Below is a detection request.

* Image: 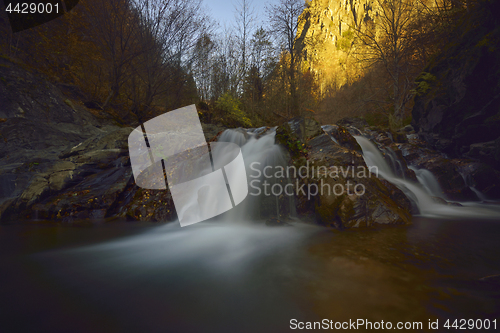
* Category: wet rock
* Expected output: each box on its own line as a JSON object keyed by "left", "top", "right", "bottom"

{"left": 117, "top": 187, "right": 176, "bottom": 222}
{"left": 395, "top": 142, "right": 477, "bottom": 201}
{"left": 321, "top": 125, "right": 362, "bottom": 152}
{"left": 275, "top": 123, "right": 308, "bottom": 160}
{"left": 314, "top": 173, "right": 412, "bottom": 229}
{"left": 375, "top": 133, "right": 392, "bottom": 146}
{"left": 72, "top": 149, "right": 128, "bottom": 166}
{"left": 431, "top": 196, "right": 463, "bottom": 207}
{"left": 305, "top": 135, "right": 411, "bottom": 228}
{"left": 415, "top": 156, "right": 474, "bottom": 201}
{"left": 456, "top": 161, "right": 500, "bottom": 199}
{"left": 274, "top": 120, "right": 412, "bottom": 228}
{"left": 381, "top": 145, "right": 418, "bottom": 182}
{"left": 287, "top": 116, "right": 323, "bottom": 142}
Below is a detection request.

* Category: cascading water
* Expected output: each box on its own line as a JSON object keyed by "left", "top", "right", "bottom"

{"left": 218, "top": 128, "right": 296, "bottom": 221}
{"left": 166, "top": 128, "right": 295, "bottom": 224}
{"left": 34, "top": 129, "right": 316, "bottom": 326}
{"left": 354, "top": 136, "right": 500, "bottom": 219}
{"left": 458, "top": 170, "right": 489, "bottom": 202}
{"left": 383, "top": 147, "right": 406, "bottom": 179}
{"left": 409, "top": 166, "right": 446, "bottom": 199}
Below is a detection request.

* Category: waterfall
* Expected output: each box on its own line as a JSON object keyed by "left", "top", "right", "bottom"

{"left": 409, "top": 166, "right": 446, "bottom": 199}
{"left": 354, "top": 136, "right": 500, "bottom": 219}
{"left": 208, "top": 128, "right": 295, "bottom": 222}
{"left": 458, "top": 170, "right": 489, "bottom": 202}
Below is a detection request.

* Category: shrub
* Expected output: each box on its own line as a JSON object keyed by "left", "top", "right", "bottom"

{"left": 215, "top": 93, "right": 252, "bottom": 128}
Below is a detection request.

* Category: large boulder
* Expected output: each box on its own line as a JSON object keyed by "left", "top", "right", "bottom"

{"left": 276, "top": 118, "right": 413, "bottom": 229}
{"left": 307, "top": 134, "right": 412, "bottom": 228}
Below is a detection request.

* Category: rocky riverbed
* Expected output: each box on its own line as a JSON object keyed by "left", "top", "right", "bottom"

{"left": 1, "top": 57, "right": 499, "bottom": 227}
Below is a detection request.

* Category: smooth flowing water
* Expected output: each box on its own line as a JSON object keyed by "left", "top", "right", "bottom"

{"left": 1, "top": 218, "right": 500, "bottom": 332}
{"left": 354, "top": 136, "right": 500, "bottom": 220}
{"left": 1, "top": 131, "right": 499, "bottom": 332}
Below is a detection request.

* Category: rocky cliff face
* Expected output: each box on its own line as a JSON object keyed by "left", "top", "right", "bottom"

{"left": 297, "top": 0, "right": 378, "bottom": 89}
{"left": 0, "top": 58, "right": 224, "bottom": 223}
{"left": 411, "top": 1, "right": 500, "bottom": 170}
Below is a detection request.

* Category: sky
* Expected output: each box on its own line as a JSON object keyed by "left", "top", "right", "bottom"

{"left": 203, "top": 0, "right": 271, "bottom": 32}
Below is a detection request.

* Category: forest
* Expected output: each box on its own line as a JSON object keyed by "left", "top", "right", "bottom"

{"left": 1, "top": 0, "right": 495, "bottom": 129}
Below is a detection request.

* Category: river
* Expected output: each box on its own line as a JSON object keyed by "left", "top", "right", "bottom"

{"left": 1, "top": 216, "right": 499, "bottom": 332}
{"left": 2, "top": 129, "right": 500, "bottom": 332}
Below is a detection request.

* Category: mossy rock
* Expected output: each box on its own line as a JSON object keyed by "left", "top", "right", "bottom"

{"left": 275, "top": 123, "right": 308, "bottom": 160}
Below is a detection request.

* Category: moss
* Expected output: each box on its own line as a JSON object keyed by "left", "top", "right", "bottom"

{"left": 413, "top": 72, "right": 437, "bottom": 97}
{"left": 275, "top": 123, "right": 308, "bottom": 160}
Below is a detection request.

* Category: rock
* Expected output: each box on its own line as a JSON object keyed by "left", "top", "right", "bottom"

{"left": 29, "top": 166, "right": 133, "bottom": 221}
{"left": 464, "top": 140, "right": 499, "bottom": 167}
{"left": 395, "top": 141, "right": 477, "bottom": 200}
{"left": 296, "top": 0, "right": 382, "bottom": 91}
{"left": 0, "top": 58, "right": 102, "bottom": 128}
{"left": 274, "top": 120, "right": 412, "bottom": 229}
{"left": 73, "top": 149, "right": 128, "bottom": 166}
{"left": 456, "top": 161, "right": 500, "bottom": 199}
{"left": 59, "top": 127, "right": 133, "bottom": 158}
{"left": 390, "top": 130, "right": 408, "bottom": 143}
{"left": 416, "top": 156, "right": 474, "bottom": 201}
{"left": 306, "top": 133, "right": 411, "bottom": 228}
{"left": 117, "top": 187, "right": 176, "bottom": 222}
{"left": 84, "top": 101, "right": 104, "bottom": 110}
{"left": 201, "top": 123, "right": 227, "bottom": 142}
{"left": 403, "top": 125, "right": 414, "bottom": 133}
{"left": 337, "top": 117, "right": 369, "bottom": 130}
{"left": 0, "top": 58, "right": 175, "bottom": 224}
{"left": 287, "top": 116, "right": 323, "bottom": 142}
{"left": 411, "top": 1, "right": 500, "bottom": 170}
{"left": 375, "top": 133, "right": 392, "bottom": 146}
{"left": 275, "top": 123, "right": 308, "bottom": 160}
{"left": 314, "top": 173, "right": 412, "bottom": 229}
{"left": 321, "top": 125, "right": 362, "bottom": 152}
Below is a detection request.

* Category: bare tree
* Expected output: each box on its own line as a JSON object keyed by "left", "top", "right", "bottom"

{"left": 353, "top": 0, "right": 420, "bottom": 125}
{"left": 192, "top": 32, "right": 216, "bottom": 101}
{"left": 82, "top": 0, "right": 143, "bottom": 109}
{"left": 129, "top": 0, "right": 210, "bottom": 120}
{"left": 266, "top": 0, "right": 306, "bottom": 117}
{"left": 210, "top": 31, "right": 241, "bottom": 100}
{"left": 233, "top": 0, "right": 256, "bottom": 90}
